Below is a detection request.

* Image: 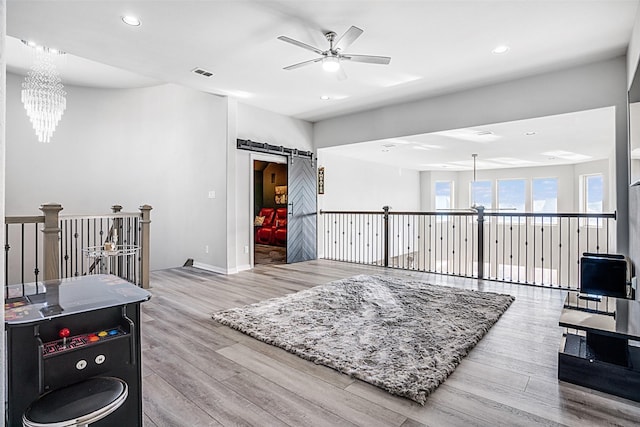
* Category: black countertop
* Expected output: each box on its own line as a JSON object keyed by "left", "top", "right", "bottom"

{"left": 5, "top": 275, "right": 151, "bottom": 326}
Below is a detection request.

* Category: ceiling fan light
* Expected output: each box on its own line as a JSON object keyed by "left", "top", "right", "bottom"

{"left": 322, "top": 56, "right": 340, "bottom": 72}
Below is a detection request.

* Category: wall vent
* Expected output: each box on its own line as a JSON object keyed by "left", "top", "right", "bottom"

{"left": 191, "top": 67, "right": 215, "bottom": 77}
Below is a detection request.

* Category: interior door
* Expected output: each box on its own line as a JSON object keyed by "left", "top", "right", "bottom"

{"left": 287, "top": 155, "right": 317, "bottom": 263}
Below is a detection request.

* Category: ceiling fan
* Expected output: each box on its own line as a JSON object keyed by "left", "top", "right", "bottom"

{"left": 277, "top": 26, "right": 391, "bottom": 80}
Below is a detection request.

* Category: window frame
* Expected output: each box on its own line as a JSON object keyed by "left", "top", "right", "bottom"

{"left": 531, "top": 177, "right": 559, "bottom": 214}
{"left": 469, "top": 180, "right": 493, "bottom": 209}
{"left": 581, "top": 173, "right": 604, "bottom": 213}
{"left": 434, "top": 180, "right": 454, "bottom": 211}
{"left": 497, "top": 178, "right": 527, "bottom": 213}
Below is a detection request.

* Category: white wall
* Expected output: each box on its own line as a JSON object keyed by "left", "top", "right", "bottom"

{"left": 6, "top": 72, "right": 229, "bottom": 271}
{"left": 316, "top": 151, "right": 420, "bottom": 260}
{"left": 314, "top": 57, "right": 630, "bottom": 253}
{"left": 238, "top": 102, "right": 313, "bottom": 151}
{"left": 628, "top": 4, "right": 640, "bottom": 90}
{"left": 317, "top": 151, "right": 420, "bottom": 212}
{"left": 233, "top": 102, "right": 313, "bottom": 269}
{"left": 0, "top": 0, "right": 6, "bottom": 419}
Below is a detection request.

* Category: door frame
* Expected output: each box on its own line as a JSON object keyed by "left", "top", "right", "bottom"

{"left": 249, "top": 152, "right": 287, "bottom": 268}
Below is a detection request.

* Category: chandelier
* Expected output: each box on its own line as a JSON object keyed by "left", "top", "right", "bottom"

{"left": 21, "top": 41, "right": 66, "bottom": 143}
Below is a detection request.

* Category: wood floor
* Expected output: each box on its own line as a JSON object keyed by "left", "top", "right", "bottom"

{"left": 254, "top": 244, "right": 287, "bottom": 265}
{"left": 141, "top": 260, "right": 640, "bottom": 426}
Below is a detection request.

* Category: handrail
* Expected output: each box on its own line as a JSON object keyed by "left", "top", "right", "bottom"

{"left": 59, "top": 212, "right": 141, "bottom": 221}
{"left": 321, "top": 209, "right": 616, "bottom": 218}
{"left": 320, "top": 208, "right": 617, "bottom": 289}
{"left": 5, "top": 216, "right": 45, "bottom": 224}
{"left": 4, "top": 203, "right": 151, "bottom": 290}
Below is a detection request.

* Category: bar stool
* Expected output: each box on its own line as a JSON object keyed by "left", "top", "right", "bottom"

{"left": 23, "top": 377, "right": 128, "bottom": 427}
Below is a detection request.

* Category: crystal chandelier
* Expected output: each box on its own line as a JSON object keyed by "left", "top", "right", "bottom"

{"left": 21, "top": 42, "right": 66, "bottom": 143}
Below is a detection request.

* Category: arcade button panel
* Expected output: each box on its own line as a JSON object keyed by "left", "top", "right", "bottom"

{"left": 40, "top": 322, "right": 133, "bottom": 392}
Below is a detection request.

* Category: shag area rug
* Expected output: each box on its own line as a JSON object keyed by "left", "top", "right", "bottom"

{"left": 212, "top": 274, "right": 514, "bottom": 404}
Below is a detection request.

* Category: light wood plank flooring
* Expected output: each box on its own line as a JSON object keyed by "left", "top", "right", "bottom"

{"left": 141, "top": 260, "right": 640, "bottom": 426}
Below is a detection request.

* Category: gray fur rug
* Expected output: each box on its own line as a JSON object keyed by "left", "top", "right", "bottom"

{"left": 212, "top": 274, "right": 514, "bottom": 404}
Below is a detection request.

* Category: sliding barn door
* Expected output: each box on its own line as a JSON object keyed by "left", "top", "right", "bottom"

{"left": 287, "top": 155, "right": 317, "bottom": 263}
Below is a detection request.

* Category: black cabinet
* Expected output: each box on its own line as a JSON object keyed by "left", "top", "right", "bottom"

{"left": 5, "top": 275, "right": 150, "bottom": 426}
{"left": 558, "top": 293, "right": 640, "bottom": 402}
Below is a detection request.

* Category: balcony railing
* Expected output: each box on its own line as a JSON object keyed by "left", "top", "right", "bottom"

{"left": 4, "top": 203, "right": 151, "bottom": 295}
{"left": 320, "top": 207, "right": 616, "bottom": 290}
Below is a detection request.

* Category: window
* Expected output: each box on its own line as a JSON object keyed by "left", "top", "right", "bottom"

{"left": 532, "top": 178, "right": 558, "bottom": 213}
{"left": 580, "top": 173, "right": 604, "bottom": 227}
{"left": 583, "top": 174, "right": 603, "bottom": 213}
{"left": 470, "top": 180, "right": 492, "bottom": 208}
{"left": 434, "top": 181, "right": 453, "bottom": 210}
{"left": 497, "top": 179, "right": 526, "bottom": 212}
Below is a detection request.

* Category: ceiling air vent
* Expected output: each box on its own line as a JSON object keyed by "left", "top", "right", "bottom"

{"left": 191, "top": 67, "right": 215, "bottom": 78}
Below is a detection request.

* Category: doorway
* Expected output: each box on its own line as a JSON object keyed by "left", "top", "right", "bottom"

{"left": 253, "top": 160, "right": 288, "bottom": 265}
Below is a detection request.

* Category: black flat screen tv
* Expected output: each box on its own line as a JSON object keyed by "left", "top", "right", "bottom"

{"left": 580, "top": 255, "right": 628, "bottom": 299}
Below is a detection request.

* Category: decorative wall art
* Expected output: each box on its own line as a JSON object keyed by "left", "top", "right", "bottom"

{"left": 318, "top": 167, "right": 325, "bottom": 194}
{"left": 275, "top": 186, "right": 288, "bottom": 204}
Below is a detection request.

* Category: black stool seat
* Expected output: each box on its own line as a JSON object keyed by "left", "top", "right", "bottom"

{"left": 23, "top": 377, "right": 128, "bottom": 427}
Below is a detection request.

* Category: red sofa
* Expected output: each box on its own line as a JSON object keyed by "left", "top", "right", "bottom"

{"left": 255, "top": 208, "right": 276, "bottom": 244}
{"left": 272, "top": 208, "right": 288, "bottom": 246}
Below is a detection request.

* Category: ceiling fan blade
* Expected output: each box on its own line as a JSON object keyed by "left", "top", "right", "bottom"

{"left": 336, "top": 66, "right": 348, "bottom": 81}
{"left": 277, "top": 36, "right": 324, "bottom": 55}
{"left": 283, "top": 57, "right": 323, "bottom": 70}
{"left": 334, "top": 26, "right": 363, "bottom": 51}
{"left": 342, "top": 54, "right": 391, "bottom": 65}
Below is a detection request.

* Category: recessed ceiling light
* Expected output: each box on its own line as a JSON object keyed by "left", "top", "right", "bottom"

{"left": 542, "top": 150, "right": 591, "bottom": 161}
{"left": 489, "top": 157, "right": 537, "bottom": 166}
{"left": 492, "top": 45, "right": 510, "bottom": 54}
{"left": 320, "top": 95, "right": 330, "bottom": 100}
{"left": 525, "top": 131, "right": 536, "bottom": 136}
{"left": 121, "top": 15, "right": 141, "bottom": 26}
{"left": 434, "top": 128, "right": 501, "bottom": 143}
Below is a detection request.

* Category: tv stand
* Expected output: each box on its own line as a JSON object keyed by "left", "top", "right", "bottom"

{"left": 558, "top": 293, "right": 640, "bottom": 402}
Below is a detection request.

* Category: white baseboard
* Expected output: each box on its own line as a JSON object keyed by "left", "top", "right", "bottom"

{"left": 192, "top": 261, "right": 228, "bottom": 275}
{"left": 192, "top": 261, "right": 252, "bottom": 275}
{"left": 236, "top": 264, "right": 252, "bottom": 273}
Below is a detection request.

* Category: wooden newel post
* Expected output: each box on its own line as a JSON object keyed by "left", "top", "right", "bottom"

{"left": 139, "top": 205, "right": 152, "bottom": 289}
{"left": 40, "top": 203, "right": 63, "bottom": 281}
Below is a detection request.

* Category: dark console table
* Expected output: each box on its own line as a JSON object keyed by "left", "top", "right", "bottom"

{"left": 5, "top": 275, "right": 151, "bottom": 426}
{"left": 558, "top": 293, "right": 640, "bottom": 402}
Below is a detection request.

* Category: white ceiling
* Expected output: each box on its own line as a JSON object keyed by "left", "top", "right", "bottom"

{"left": 321, "top": 107, "right": 616, "bottom": 171}
{"left": 5, "top": 0, "right": 637, "bottom": 170}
